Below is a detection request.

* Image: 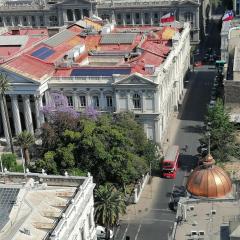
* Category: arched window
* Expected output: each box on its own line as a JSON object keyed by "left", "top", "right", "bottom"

{"left": 132, "top": 93, "right": 141, "bottom": 109}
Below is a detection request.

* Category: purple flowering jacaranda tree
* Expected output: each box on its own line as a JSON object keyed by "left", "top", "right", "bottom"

{"left": 41, "top": 92, "right": 80, "bottom": 119}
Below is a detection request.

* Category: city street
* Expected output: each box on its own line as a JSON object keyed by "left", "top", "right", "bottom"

{"left": 114, "top": 66, "right": 216, "bottom": 240}
{"left": 113, "top": 17, "right": 221, "bottom": 240}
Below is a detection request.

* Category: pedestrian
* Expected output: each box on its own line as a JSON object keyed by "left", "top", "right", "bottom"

{"left": 185, "top": 144, "right": 188, "bottom": 152}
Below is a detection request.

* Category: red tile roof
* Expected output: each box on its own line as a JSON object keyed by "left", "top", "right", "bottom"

{"left": 0, "top": 28, "right": 48, "bottom": 64}
{"left": 2, "top": 25, "right": 178, "bottom": 79}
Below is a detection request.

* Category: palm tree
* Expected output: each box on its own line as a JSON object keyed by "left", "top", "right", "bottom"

{"left": 95, "top": 184, "right": 126, "bottom": 239}
{"left": 0, "top": 73, "right": 14, "bottom": 153}
{"left": 16, "top": 131, "right": 35, "bottom": 166}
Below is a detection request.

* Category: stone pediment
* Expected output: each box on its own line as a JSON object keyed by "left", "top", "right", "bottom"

{"left": 113, "top": 74, "right": 158, "bottom": 86}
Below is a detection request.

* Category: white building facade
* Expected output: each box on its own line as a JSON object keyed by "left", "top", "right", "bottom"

{"left": 0, "top": 23, "right": 190, "bottom": 146}
{"left": 0, "top": 0, "right": 209, "bottom": 44}
{"left": 0, "top": 172, "right": 96, "bottom": 240}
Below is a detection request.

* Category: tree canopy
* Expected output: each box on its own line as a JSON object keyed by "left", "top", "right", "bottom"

{"left": 204, "top": 99, "right": 235, "bottom": 162}
{"left": 37, "top": 111, "right": 159, "bottom": 188}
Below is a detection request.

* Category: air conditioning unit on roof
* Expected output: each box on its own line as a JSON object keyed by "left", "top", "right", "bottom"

{"left": 191, "top": 230, "right": 198, "bottom": 236}
{"left": 211, "top": 209, "right": 216, "bottom": 215}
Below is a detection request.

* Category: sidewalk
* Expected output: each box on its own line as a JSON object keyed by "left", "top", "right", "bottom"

{"left": 120, "top": 72, "right": 195, "bottom": 221}
{"left": 120, "top": 176, "right": 161, "bottom": 221}
{"left": 120, "top": 113, "right": 181, "bottom": 221}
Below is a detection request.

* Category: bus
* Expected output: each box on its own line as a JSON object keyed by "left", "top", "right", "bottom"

{"left": 162, "top": 145, "right": 179, "bottom": 179}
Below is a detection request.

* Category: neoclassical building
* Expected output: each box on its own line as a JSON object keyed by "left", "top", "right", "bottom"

{"left": 0, "top": 21, "right": 191, "bottom": 145}
{"left": 0, "top": 172, "right": 96, "bottom": 240}
{"left": 0, "top": 0, "right": 210, "bottom": 44}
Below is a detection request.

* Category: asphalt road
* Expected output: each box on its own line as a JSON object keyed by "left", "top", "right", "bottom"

{"left": 114, "top": 66, "right": 216, "bottom": 240}
{"left": 114, "top": 19, "right": 221, "bottom": 240}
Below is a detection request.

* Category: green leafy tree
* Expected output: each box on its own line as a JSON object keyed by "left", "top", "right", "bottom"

{"left": 0, "top": 73, "right": 14, "bottom": 153}
{"left": 35, "top": 151, "right": 58, "bottom": 174}
{"left": 95, "top": 184, "right": 126, "bottom": 239}
{"left": 40, "top": 112, "right": 159, "bottom": 188}
{"left": 204, "top": 99, "right": 235, "bottom": 162}
{"left": 1, "top": 153, "right": 24, "bottom": 172}
{"left": 16, "top": 131, "right": 35, "bottom": 166}
{"left": 1, "top": 153, "right": 17, "bottom": 170}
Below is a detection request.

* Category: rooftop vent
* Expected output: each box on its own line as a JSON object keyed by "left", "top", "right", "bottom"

{"left": 211, "top": 209, "right": 216, "bottom": 215}
{"left": 189, "top": 205, "right": 195, "bottom": 211}
{"left": 191, "top": 230, "right": 198, "bottom": 236}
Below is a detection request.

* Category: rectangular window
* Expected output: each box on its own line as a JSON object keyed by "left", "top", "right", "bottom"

{"left": 92, "top": 96, "right": 99, "bottom": 108}
{"left": 106, "top": 96, "right": 112, "bottom": 107}
{"left": 67, "top": 96, "right": 73, "bottom": 106}
{"left": 80, "top": 96, "right": 86, "bottom": 107}
{"left": 117, "top": 13, "right": 121, "bottom": 20}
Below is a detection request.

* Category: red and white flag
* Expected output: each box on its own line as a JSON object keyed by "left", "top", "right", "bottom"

{"left": 222, "top": 10, "right": 234, "bottom": 21}
{"left": 160, "top": 12, "right": 175, "bottom": 24}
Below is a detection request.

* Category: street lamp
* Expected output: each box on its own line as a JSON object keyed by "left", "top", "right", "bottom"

{"left": 206, "top": 132, "right": 211, "bottom": 154}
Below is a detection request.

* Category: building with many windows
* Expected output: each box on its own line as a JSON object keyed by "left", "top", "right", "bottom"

{"left": 0, "top": 0, "right": 210, "bottom": 44}
{"left": 0, "top": 21, "right": 191, "bottom": 145}
{"left": 0, "top": 172, "right": 96, "bottom": 240}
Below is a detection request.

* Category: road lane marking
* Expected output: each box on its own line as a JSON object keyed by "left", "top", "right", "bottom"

{"left": 143, "top": 218, "right": 174, "bottom": 223}
{"left": 135, "top": 224, "right": 142, "bottom": 240}
{"left": 151, "top": 208, "right": 172, "bottom": 212}
{"left": 121, "top": 223, "right": 129, "bottom": 240}
{"left": 114, "top": 226, "right": 120, "bottom": 239}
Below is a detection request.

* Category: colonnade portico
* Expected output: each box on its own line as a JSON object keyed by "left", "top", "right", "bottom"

{"left": 0, "top": 93, "right": 45, "bottom": 142}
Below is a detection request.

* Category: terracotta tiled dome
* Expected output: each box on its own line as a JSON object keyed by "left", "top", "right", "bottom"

{"left": 186, "top": 154, "right": 232, "bottom": 198}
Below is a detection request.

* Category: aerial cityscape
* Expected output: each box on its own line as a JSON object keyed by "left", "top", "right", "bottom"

{"left": 0, "top": 0, "right": 239, "bottom": 239}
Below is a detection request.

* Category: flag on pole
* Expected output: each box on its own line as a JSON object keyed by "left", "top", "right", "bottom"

{"left": 160, "top": 12, "right": 175, "bottom": 24}
{"left": 222, "top": 10, "right": 234, "bottom": 21}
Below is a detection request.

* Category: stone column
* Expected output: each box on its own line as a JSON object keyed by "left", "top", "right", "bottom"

{"left": 115, "top": 91, "right": 119, "bottom": 112}
{"left": 19, "top": 16, "right": 23, "bottom": 26}
{"left": 150, "top": 12, "right": 153, "bottom": 26}
{"left": 35, "top": 16, "right": 40, "bottom": 26}
{"left": 23, "top": 95, "right": 34, "bottom": 134}
{"left": 154, "top": 117, "right": 160, "bottom": 144}
{"left": 0, "top": 97, "right": 10, "bottom": 143}
{"left": 27, "top": 16, "right": 31, "bottom": 26}
{"left": 122, "top": 13, "right": 126, "bottom": 26}
{"left": 44, "top": 91, "right": 51, "bottom": 106}
{"left": 63, "top": 9, "right": 67, "bottom": 23}
{"left": 141, "top": 12, "right": 144, "bottom": 25}
{"left": 100, "top": 91, "right": 104, "bottom": 110}
{"left": 34, "top": 95, "right": 45, "bottom": 129}
{"left": 142, "top": 92, "right": 145, "bottom": 112}
{"left": 154, "top": 90, "right": 159, "bottom": 112}
{"left": 2, "top": 17, "right": 6, "bottom": 27}
{"left": 73, "top": 92, "right": 79, "bottom": 110}
{"left": 131, "top": 12, "right": 135, "bottom": 26}
{"left": 10, "top": 95, "right": 22, "bottom": 135}
{"left": 86, "top": 92, "right": 91, "bottom": 107}
{"left": 73, "top": 9, "right": 76, "bottom": 22}
{"left": 127, "top": 91, "right": 132, "bottom": 111}
{"left": 11, "top": 16, "right": 15, "bottom": 27}
{"left": 44, "top": 15, "right": 49, "bottom": 26}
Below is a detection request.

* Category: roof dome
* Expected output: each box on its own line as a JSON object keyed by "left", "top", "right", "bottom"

{"left": 186, "top": 154, "right": 232, "bottom": 198}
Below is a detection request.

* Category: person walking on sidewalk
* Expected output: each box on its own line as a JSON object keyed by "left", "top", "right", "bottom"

{"left": 185, "top": 144, "right": 188, "bottom": 152}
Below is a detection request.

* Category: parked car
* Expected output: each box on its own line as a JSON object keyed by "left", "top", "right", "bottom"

{"left": 96, "top": 226, "right": 114, "bottom": 240}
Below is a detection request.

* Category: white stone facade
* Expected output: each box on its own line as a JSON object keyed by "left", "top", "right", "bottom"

{"left": 0, "top": 172, "right": 96, "bottom": 240}
{"left": 0, "top": 23, "right": 190, "bottom": 146}
{"left": 0, "top": 0, "right": 210, "bottom": 44}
